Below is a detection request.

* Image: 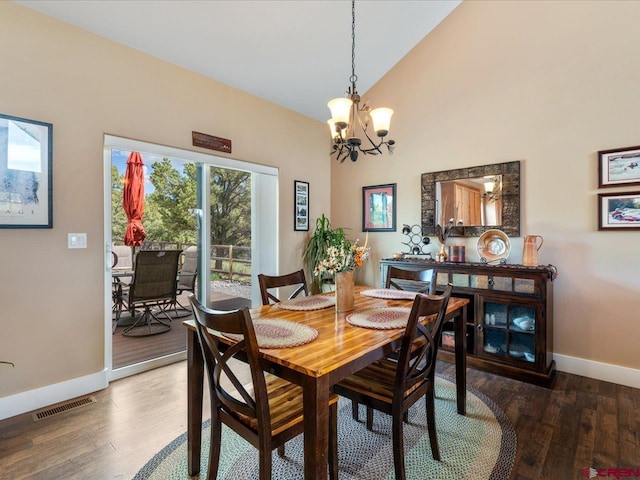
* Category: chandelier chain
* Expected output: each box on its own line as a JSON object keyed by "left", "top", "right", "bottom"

{"left": 350, "top": 0, "right": 357, "bottom": 85}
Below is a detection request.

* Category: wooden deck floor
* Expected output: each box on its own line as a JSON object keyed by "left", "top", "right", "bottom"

{"left": 112, "top": 291, "right": 252, "bottom": 369}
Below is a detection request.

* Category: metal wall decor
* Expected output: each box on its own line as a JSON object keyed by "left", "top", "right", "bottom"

{"left": 400, "top": 224, "right": 432, "bottom": 257}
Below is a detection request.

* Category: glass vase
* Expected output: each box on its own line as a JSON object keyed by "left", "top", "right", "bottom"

{"left": 335, "top": 270, "right": 355, "bottom": 312}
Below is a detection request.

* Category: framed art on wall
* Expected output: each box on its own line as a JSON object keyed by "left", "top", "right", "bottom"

{"left": 598, "top": 145, "right": 640, "bottom": 188}
{"left": 598, "top": 191, "right": 640, "bottom": 230}
{"left": 363, "top": 183, "right": 396, "bottom": 232}
{"left": 0, "top": 113, "right": 53, "bottom": 228}
{"left": 294, "top": 180, "right": 309, "bottom": 231}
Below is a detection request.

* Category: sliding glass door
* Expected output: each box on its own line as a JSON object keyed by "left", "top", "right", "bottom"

{"left": 104, "top": 135, "right": 277, "bottom": 380}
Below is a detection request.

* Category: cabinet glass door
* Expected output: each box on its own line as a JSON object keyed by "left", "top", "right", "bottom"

{"left": 480, "top": 300, "right": 537, "bottom": 363}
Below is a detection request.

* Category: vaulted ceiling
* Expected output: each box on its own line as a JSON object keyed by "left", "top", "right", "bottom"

{"left": 15, "top": 0, "right": 461, "bottom": 122}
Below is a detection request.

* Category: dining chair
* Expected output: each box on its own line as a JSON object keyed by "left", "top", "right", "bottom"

{"left": 333, "top": 284, "right": 453, "bottom": 480}
{"left": 189, "top": 295, "right": 339, "bottom": 480}
{"left": 385, "top": 265, "right": 436, "bottom": 294}
{"left": 121, "top": 249, "right": 182, "bottom": 336}
{"left": 346, "top": 265, "right": 440, "bottom": 419}
{"left": 257, "top": 269, "right": 308, "bottom": 305}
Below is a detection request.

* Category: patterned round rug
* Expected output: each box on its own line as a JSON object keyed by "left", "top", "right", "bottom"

{"left": 133, "top": 375, "right": 516, "bottom": 480}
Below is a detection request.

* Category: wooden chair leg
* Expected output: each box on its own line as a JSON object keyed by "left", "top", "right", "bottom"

{"left": 277, "top": 444, "right": 285, "bottom": 457}
{"left": 329, "top": 401, "right": 339, "bottom": 480}
{"left": 207, "top": 417, "right": 222, "bottom": 480}
{"left": 425, "top": 383, "right": 441, "bottom": 461}
{"left": 351, "top": 399, "right": 359, "bottom": 421}
{"left": 392, "top": 414, "right": 406, "bottom": 480}
{"left": 259, "top": 447, "right": 272, "bottom": 480}
{"left": 366, "top": 406, "right": 374, "bottom": 431}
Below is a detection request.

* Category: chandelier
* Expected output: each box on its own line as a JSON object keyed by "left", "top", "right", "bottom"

{"left": 327, "top": 0, "right": 395, "bottom": 163}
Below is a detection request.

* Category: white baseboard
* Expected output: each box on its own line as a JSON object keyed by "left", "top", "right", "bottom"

{"left": 2, "top": 351, "right": 636, "bottom": 421}
{"left": 0, "top": 370, "right": 108, "bottom": 421}
{"left": 555, "top": 353, "right": 640, "bottom": 389}
{"left": 0, "top": 352, "right": 188, "bottom": 421}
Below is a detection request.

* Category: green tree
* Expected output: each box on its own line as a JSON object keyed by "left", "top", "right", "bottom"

{"left": 209, "top": 168, "right": 251, "bottom": 271}
{"left": 147, "top": 158, "right": 197, "bottom": 243}
{"left": 111, "top": 165, "right": 128, "bottom": 242}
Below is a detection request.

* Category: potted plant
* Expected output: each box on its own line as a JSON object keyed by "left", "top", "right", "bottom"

{"left": 303, "top": 214, "right": 347, "bottom": 293}
{"left": 303, "top": 214, "right": 369, "bottom": 309}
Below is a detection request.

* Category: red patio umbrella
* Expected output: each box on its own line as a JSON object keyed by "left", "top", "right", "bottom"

{"left": 123, "top": 151, "right": 147, "bottom": 246}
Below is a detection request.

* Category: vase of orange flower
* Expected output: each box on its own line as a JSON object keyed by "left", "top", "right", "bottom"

{"left": 306, "top": 215, "right": 369, "bottom": 312}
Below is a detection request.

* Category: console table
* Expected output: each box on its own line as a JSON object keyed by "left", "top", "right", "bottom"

{"left": 380, "top": 258, "right": 558, "bottom": 387}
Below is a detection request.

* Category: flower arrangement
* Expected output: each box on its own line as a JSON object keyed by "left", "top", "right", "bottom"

{"left": 303, "top": 214, "right": 370, "bottom": 292}
{"left": 314, "top": 238, "right": 369, "bottom": 277}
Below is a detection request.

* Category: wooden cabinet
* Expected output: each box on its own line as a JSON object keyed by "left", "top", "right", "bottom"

{"left": 380, "top": 259, "right": 557, "bottom": 387}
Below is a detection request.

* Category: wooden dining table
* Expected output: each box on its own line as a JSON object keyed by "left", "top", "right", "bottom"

{"left": 183, "top": 286, "right": 469, "bottom": 479}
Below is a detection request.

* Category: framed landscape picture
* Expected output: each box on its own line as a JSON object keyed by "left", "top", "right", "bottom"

{"left": 598, "top": 145, "right": 640, "bottom": 188}
{"left": 294, "top": 180, "right": 309, "bottom": 231}
{"left": 598, "top": 191, "right": 640, "bottom": 230}
{"left": 363, "top": 183, "right": 396, "bottom": 232}
{"left": 0, "top": 113, "right": 53, "bottom": 228}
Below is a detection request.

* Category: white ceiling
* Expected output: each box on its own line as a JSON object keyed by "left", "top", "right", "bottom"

{"left": 15, "top": 0, "right": 461, "bottom": 122}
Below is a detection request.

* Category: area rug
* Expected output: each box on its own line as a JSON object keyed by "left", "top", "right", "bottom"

{"left": 133, "top": 375, "right": 516, "bottom": 480}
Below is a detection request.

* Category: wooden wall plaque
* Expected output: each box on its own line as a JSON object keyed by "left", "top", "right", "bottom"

{"left": 192, "top": 131, "right": 232, "bottom": 153}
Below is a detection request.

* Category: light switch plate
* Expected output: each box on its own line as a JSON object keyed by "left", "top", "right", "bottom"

{"left": 68, "top": 233, "right": 87, "bottom": 249}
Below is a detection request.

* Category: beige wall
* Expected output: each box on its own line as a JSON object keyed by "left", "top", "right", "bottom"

{"left": 0, "top": 3, "right": 330, "bottom": 398}
{"left": 332, "top": 1, "right": 640, "bottom": 373}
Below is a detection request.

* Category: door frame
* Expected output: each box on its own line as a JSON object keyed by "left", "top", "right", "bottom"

{"left": 103, "top": 134, "right": 278, "bottom": 381}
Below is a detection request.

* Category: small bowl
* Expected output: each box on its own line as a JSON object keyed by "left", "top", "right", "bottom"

{"left": 393, "top": 253, "right": 404, "bottom": 260}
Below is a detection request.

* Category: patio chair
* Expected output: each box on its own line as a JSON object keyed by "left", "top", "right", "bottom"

{"left": 333, "top": 285, "right": 453, "bottom": 480}
{"left": 189, "top": 295, "right": 338, "bottom": 480}
{"left": 111, "top": 245, "right": 135, "bottom": 330}
{"left": 257, "top": 269, "right": 308, "bottom": 305}
{"left": 164, "top": 245, "right": 198, "bottom": 317}
{"left": 121, "top": 249, "right": 182, "bottom": 337}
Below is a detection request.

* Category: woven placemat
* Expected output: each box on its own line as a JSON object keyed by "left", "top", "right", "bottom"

{"left": 360, "top": 289, "right": 417, "bottom": 300}
{"left": 222, "top": 319, "right": 318, "bottom": 348}
{"left": 276, "top": 295, "right": 335, "bottom": 311}
{"left": 347, "top": 306, "right": 412, "bottom": 330}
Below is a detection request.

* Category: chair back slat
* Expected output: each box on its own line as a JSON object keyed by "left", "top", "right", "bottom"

{"left": 394, "top": 284, "right": 453, "bottom": 400}
{"left": 385, "top": 266, "right": 435, "bottom": 294}
{"left": 258, "top": 269, "right": 308, "bottom": 305}
{"left": 189, "top": 295, "right": 270, "bottom": 425}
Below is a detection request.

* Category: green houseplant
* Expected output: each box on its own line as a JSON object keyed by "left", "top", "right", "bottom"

{"left": 302, "top": 214, "right": 369, "bottom": 294}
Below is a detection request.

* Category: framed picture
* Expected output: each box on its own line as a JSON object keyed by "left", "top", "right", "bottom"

{"left": 0, "top": 113, "right": 53, "bottom": 228}
{"left": 598, "top": 191, "right": 640, "bottom": 230}
{"left": 294, "top": 180, "right": 309, "bottom": 231}
{"left": 363, "top": 183, "right": 396, "bottom": 232}
{"left": 598, "top": 145, "right": 640, "bottom": 188}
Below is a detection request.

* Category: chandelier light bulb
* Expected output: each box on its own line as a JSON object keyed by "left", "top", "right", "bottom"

{"left": 370, "top": 107, "right": 393, "bottom": 137}
{"left": 327, "top": 98, "right": 352, "bottom": 128}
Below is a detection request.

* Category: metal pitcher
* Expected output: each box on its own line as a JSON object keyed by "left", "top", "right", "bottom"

{"left": 522, "top": 235, "right": 543, "bottom": 266}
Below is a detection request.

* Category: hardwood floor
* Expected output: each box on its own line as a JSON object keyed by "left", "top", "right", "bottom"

{"left": 1, "top": 361, "right": 638, "bottom": 479}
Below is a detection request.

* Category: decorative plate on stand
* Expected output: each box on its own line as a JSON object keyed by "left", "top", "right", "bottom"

{"left": 477, "top": 229, "right": 511, "bottom": 264}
